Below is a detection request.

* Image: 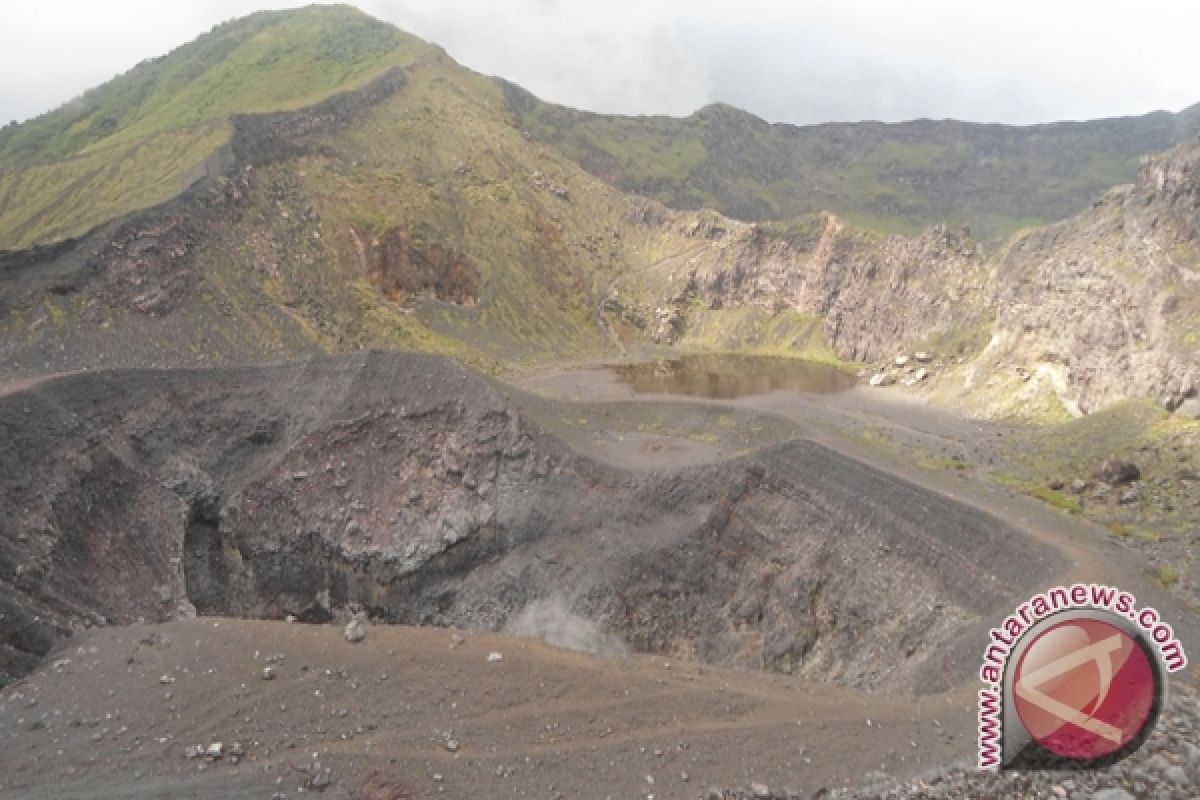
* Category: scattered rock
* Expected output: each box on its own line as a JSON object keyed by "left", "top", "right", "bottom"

{"left": 487, "top": 651, "right": 504, "bottom": 663}
{"left": 829, "top": 684, "right": 1199, "bottom": 799}
{"left": 1163, "top": 765, "right": 1187, "bottom": 785}
{"left": 1118, "top": 487, "right": 1142, "bottom": 505}
{"left": 1095, "top": 459, "right": 1141, "bottom": 485}
{"left": 1090, "top": 790, "right": 1135, "bottom": 800}
{"left": 344, "top": 612, "right": 367, "bottom": 643}
{"left": 869, "top": 373, "right": 893, "bottom": 388}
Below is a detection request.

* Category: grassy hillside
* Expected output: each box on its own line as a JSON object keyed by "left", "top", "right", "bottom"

{"left": 505, "top": 87, "right": 1200, "bottom": 241}
{"left": 0, "top": 5, "right": 427, "bottom": 166}
{"left": 0, "top": 122, "right": 230, "bottom": 249}
{"left": 194, "top": 53, "right": 825, "bottom": 366}
{"left": 4, "top": 4, "right": 1197, "bottom": 251}
{"left": 2, "top": 4, "right": 1197, "bottom": 408}
{"left": 2, "top": 45, "right": 844, "bottom": 379}
{"left": 0, "top": 5, "right": 431, "bottom": 250}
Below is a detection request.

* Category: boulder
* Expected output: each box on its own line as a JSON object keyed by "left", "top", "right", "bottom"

{"left": 344, "top": 613, "right": 367, "bottom": 643}
{"left": 1094, "top": 460, "right": 1140, "bottom": 485}
{"left": 1118, "top": 487, "right": 1141, "bottom": 505}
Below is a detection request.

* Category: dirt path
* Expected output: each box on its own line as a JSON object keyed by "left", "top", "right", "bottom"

{"left": 508, "top": 363, "right": 1200, "bottom": 665}
{"left": 0, "top": 372, "right": 63, "bottom": 397}
{"left": 2, "top": 359, "right": 1194, "bottom": 798}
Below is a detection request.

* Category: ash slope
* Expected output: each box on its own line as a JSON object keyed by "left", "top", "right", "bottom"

{"left": 0, "top": 352, "right": 1065, "bottom": 691}
{"left": 0, "top": 620, "right": 972, "bottom": 800}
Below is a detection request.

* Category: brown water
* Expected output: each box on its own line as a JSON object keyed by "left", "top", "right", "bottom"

{"left": 613, "top": 355, "right": 856, "bottom": 399}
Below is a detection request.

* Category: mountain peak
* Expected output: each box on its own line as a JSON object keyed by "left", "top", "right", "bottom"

{"left": 0, "top": 4, "right": 430, "bottom": 168}
{"left": 690, "top": 101, "right": 766, "bottom": 125}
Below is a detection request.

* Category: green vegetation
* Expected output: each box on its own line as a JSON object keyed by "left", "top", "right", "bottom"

{"left": 915, "top": 455, "right": 972, "bottom": 473}
{"left": 917, "top": 312, "right": 995, "bottom": 360}
{"left": 992, "top": 399, "right": 1199, "bottom": 537}
{"left": 1026, "top": 485, "right": 1083, "bottom": 514}
{"left": 0, "top": 5, "right": 432, "bottom": 249}
{"left": 169, "top": 51, "right": 753, "bottom": 367}
{"left": 6, "top": 2, "right": 1198, "bottom": 253}
{"left": 1153, "top": 564, "right": 1180, "bottom": 589}
{"left": 0, "top": 6, "right": 428, "bottom": 166}
{"left": 992, "top": 472, "right": 1082, "bottom": 514}
{"left": 0, "top": 122, "right": 229, "bottom": 249}
{"left": 675, "top": 307, "right": 843, "bottom": 363}
{"left": 1109, "top": 524, "right": 1160, "bottom": 542}
{"left": 506, "top": 85, "right": 1200, "bottom": 242}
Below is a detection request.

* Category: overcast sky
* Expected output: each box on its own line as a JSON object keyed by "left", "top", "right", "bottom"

{"left": 3, "top": 0, "right": 1198, "bottom": 127}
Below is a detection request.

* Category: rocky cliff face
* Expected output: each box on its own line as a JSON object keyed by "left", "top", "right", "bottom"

{"left": 0, "top": 29, "right": 1195, "bottom": 420}
{"left": 614, "top": 138, "right": 1200, "bottom": 418}
{"left": 978, "top": 137, "right": 1200, "bottom": 416}
{"left": 680, "top": 215, "right": 990, "bottom": 362}
{"left": 0, "top": 353, "right": 1064, "bottom": 690}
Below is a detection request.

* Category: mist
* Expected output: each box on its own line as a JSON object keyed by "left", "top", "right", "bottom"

{"left": 504, "top": 597, "right": 629, "bottom": 658}
{"left": 3, "top": 1, "right": 1198, "bottom": 127}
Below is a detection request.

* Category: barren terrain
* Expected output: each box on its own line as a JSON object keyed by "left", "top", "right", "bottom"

{"left": 0, "top": 618, "right": 975, "bottom": 799}
{"left": 1, "top": 7, "right": 1198, "bottom": 798}
{"left": 1, "top": 352, "right": 1196, "bottom": 799}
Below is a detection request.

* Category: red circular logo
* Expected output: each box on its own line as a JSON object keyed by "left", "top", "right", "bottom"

{"left": 1012, "top": 617, "right": 1157, "bottom": 760}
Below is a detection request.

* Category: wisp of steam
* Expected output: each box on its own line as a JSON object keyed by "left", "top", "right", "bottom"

{"left": 505, "top": 597, "right": 629, "bottom": 657}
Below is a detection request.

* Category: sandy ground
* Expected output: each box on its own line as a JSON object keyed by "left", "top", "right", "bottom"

{"left": 1, "top": 358, "right": 1194, "bottom": 799}
{"left": 510, "top": 363, "right": 1200, "bottom": 669}
{"left": 0, "top": 619, "right": 971, "bottom": 800}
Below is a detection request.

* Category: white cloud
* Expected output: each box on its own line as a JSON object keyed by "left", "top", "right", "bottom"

{"left": 2, "top": 0, "right": 1198, "bottom": 127}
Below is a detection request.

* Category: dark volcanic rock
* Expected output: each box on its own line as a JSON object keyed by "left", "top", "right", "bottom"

{"left": 1095, "top": 459, "right": 1142, "bottom": 485}
{"left": 0, "top": 352, "right": 1067, "bottom": 690}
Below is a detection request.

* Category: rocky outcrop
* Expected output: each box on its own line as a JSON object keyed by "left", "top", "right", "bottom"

{"left": 983, "top": 137, "right": 1200, "bottom": 414}
{"left": 629, "top": 213, "right": 991, "bottom": 363}
{"left": 1, "top": 46, "right": 1194, "bottom": 420}
{"left": 0, "top": 353, "right": 1064, "bottom": 690}
{"left": 355, "top": 225, "right": 481, "bottom": 306}
{"left": 626, "top": 138, "right": 1200, "bottom": 418}
{"left": 230, "top": 67, "right": 406, "bottom": 167}
{"left": 0, "top": 68, "right": 408, "bottom": 318}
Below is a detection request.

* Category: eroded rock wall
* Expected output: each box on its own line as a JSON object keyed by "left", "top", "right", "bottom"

{"left": 0, "top": 353, "right": 1064, "bottom": 690}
